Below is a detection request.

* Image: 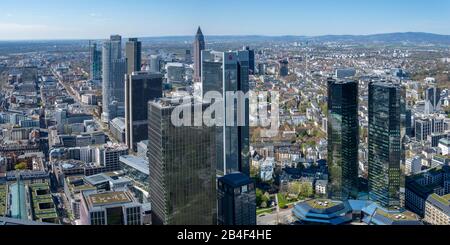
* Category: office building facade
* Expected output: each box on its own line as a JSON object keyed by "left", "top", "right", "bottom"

{"left": 125, "top": 71, "right": 163, "bottom": 151}
{"left": 217, "top": 172, "right": 256, "bottom": 225}
{"left": 368, "top": 81, "right": 403, "bottom": 209}
{"left": 201, "top": 50, "right": 250, "bottom": 176}
{"left": 243, "top": 46, "right": 255, "bottom": 75}
{"left": 327, "top": 79, "right": 359, "bottom": 200}
{"left": 102, "top": 35, "right": 126, "bottom": 123}
{"left": 149, "top": 55, "right": 161, "bottom": 73}
{"left": 79, "top": 189, "right": 142, "bottom": 225}
{"left": 125, "top": 38, "right": 142, "bottom": 75}
{"left": 89, "top": 42, "right": 102, "bottom": 81}
{"left": 425, "top": 86, "right": 441, "bottom": 115}
{"left": 148, "top": 98, "right": 217, "bottom": 225}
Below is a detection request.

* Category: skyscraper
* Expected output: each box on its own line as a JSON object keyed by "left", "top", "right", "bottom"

{"left": 368, "top": 81, "right": 403, "bottom": 209}
{"left": 279, "top": 59, "right": 289, "bottom": 77}
{"left": 185, "top": 49, "right": 192, "bottom": 63}
{"left": 89, "top": 42, "right": 102, "bottom": 81}
{"left": 243, "top": 46, "right": 255, "bottom": 75}
{"left": 148, "top": 97, "right": 217, "bottom": 225}
{"left": 149, "top": 55, "right": 161, "bottom": 73}
{"left": 425, "top": 86, "right": 442, "bottom": 114}
{"left": 125, "top": 71, "right": 163, "bottom": 151}
{"left": 327, "top": 79, "right": 359, "bottom": 200}
{"left": 217, "top": 172, "right": 256, "bottom": 225}
{"left": 111, "top": 59, "right": 127, "bottom": 104}
{"left": 102, "top": 35, "right": 126, "bottom": 123}
{"left": 193, "top": 26, "right": 205, "bottom": 82}
{"left": 125, "top": 38, "right": 142, "bottom": 75}
{"left": 201, "top": 50, "right": 250, "bottom": 176}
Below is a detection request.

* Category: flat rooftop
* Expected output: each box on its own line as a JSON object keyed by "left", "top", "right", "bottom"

{"left": 119, "top": 155, "right": 149, "bottom": 175}
{"left": 29, "top": 183, "right": 59, "bottom": 223}
{"left": 88, "top": 191, "right": 132, "bottom": 206}
{"left": 376, "top": 209, "right": 419, "bottom": 221}
{"left": 305, "top": 199, "right": 340, "bottom": 210}
{"left": 428, "top": 193, "right": 450, "bottom": 211}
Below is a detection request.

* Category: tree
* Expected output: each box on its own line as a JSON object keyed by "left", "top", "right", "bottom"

{"left": 256, "top": 188, "right": 264, "bottom": 207}
{"left": 256, "top": 189, "right": 271, "bottom": 208}
{"left": 298, "top": 182, "right": 313, "bottom": 199}
{"left": 260, "top": 201, "right": 268, "bottom": 208}
{"left": 288, "top": 181, "right": 301, "bottom": 196}
{"left": 14, "top": 162, "right": 28, "bottom": 170}
{"left": 263, "top": 192, "right": 270, "bottom": 203}
{"left": 250, "top": 164, "right": 259, "bottom": 179}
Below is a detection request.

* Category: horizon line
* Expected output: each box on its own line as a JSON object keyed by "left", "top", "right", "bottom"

{"left": 0, "top": 31, "right": 449, "bottom": 42}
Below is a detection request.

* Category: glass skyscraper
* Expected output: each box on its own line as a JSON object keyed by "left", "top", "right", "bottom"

{"left": 148, "top": 97, "right": 217, "bottom": 225}
{"left": 424, "top": 86, "right": 442, "bottom": 114}
{"left": 368, "top": 81, "right": 403, "bottom": 209}
{"left": 89, "top": 42, "right": 102, "bottom": 81}
{"left": 201, "top": 50, "right": 250, "bottom": 176}
{"left": 243, "top": 46, "right": 255, "bottom": 75}
{"left": 102, "top": 35, "right": 126, "bottom": 123}
{"left": 327, "top": 79, "right": 359, "bottom": 200}
{"left": 125, "top": 38, "right": 142, "bottom": 75}
{"left": 125, "top": 71, "right": 162, "bottom": 151}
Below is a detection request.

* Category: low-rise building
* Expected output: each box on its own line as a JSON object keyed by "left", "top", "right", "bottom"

{"left": 79, "top": 189, "right": 142, "bottom": 225}
{"left": 424, "top": 193, "right": 450, "bottom": 225}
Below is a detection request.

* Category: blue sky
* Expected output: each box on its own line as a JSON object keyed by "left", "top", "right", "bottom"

{"left": 1, "top": 0, "right": 450, "bottom": 40}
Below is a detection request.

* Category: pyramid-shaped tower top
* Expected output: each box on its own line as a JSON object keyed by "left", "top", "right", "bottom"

{"left": 196, "top": 26, "right": 203, "bottom": 36}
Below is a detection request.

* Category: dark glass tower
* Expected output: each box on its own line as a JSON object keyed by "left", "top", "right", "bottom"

{"left": 217, "top": 172, "right": 256, "bottom": 225}
{"left": 89, "top": 42, "right": 102, "bottom": 81}
{"left": 201, "top": 50, "right": 250, "bottom": 176}
{"left": 125, "top": 38, "right": 142, "bottom": 75}
{"left": 125, "top": 71, "right": 162, "bottom": 151}
{"left": 243, "top": 46, "right": 255, "bottom": 75}
{"left": 193, "top": 26, "right": 205, "bottom": 82}
{"left": 148, "top": 97, "right": 217, "bottom": 225}
{"left": 279, "top": 59, "right": 289, "bottom": 77}
{"left": 327, "top": 79, "right": 359, "bottom": 200}
{"left": 368, "top": 81, "right": 403, "bottom": 209}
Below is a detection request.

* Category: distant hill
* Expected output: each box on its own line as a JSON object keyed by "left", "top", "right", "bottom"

{"left": 139, "top": 32, "right": 450, "bottom": 44}
{"left": 307, "top": 32, "right": 450, "bottom": 44}
{"left": 1, "top": 32, "right": 449, "bottom": 45}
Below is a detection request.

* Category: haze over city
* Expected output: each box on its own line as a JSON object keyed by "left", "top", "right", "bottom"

{"left": 1, "top": 0, "right": 450, "bottom": 40}
{"left": 1, "top": 1, "right": 450, "bottom": 243}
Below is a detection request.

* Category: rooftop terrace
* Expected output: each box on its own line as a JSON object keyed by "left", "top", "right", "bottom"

{"left": 429, "top": 193, "right": 450, "bottom": 206}
{"left": 29, "top": 183, "right": 59, "bottom": 223}
{"left": 376, "top": 209, "right": 419, "bottom": 221}
{"left": 0, "top": 185, "right": 6, "bottom": 216}
{"left": 305, "top": 199, "right": 340, "bottom": 210}
{"left": 88, "top": 191, "right": 132, "bottom": 206}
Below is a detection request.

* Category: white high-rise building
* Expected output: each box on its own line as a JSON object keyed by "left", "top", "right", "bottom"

{"left": 102, "top": 35, "right": 126, "bottom": 123}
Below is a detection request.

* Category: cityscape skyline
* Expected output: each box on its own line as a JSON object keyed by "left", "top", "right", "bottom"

{"left": 1, "top": 0, "right": 450, "bottom": 233}
{"left": 1, "top": 0, "right": 450, "bottom": 40}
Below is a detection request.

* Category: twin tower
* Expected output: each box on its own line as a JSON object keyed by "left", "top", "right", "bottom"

{"left": 327, "top": 78, "right": 404, "bottom": 209}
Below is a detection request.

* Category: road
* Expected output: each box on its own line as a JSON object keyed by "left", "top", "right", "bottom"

{"left": 52, "top": 68, "right": 118, "bottom": 144}
{"left": 257, "top": 207, "right": 295, "bottom": 225}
